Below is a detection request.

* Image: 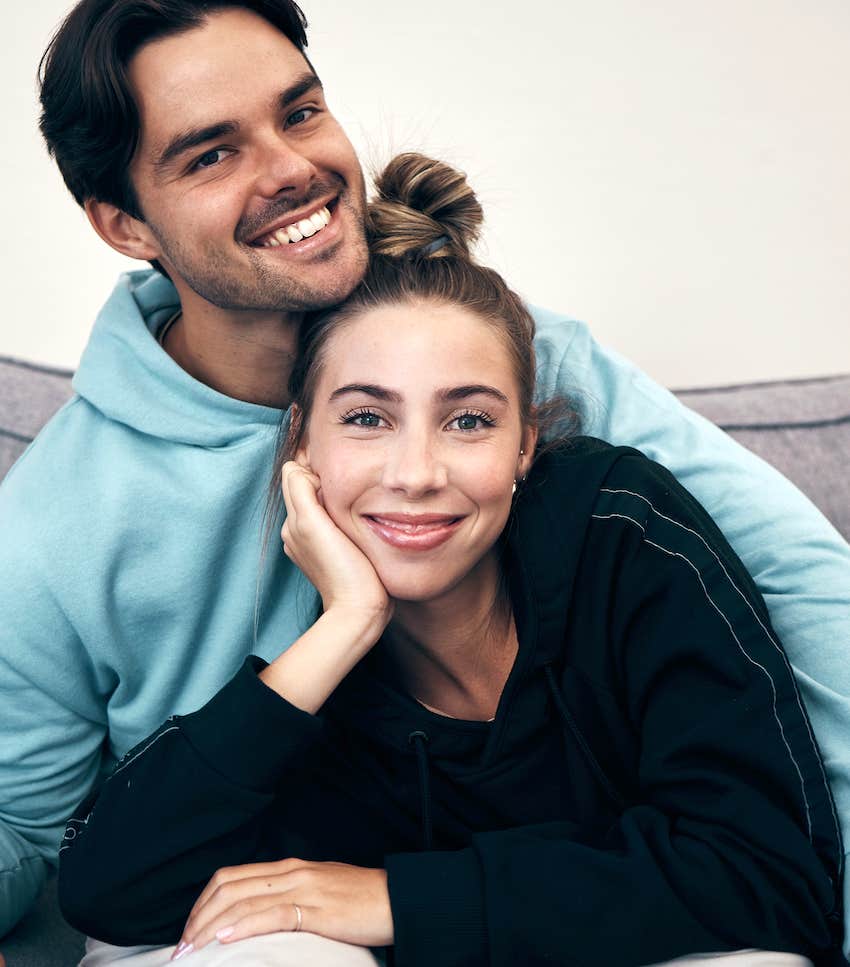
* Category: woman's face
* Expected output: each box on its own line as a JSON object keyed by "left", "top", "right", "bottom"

{"left": 299, "top": 300, "right": 536, "bottom": 604}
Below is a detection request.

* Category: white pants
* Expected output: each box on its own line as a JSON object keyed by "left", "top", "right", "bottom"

{"left": 81, "top": 933, "right": 382, "bottom": 966}
{"left": 82, "top": 936, "right": 811, "bottom": 967}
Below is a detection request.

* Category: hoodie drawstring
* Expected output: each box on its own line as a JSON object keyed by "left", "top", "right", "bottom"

{"left": 544, "top": 663, "right": 626, "bottom": 812}
{"left": 408, "top": 730, "right": 434, "bottom": 850}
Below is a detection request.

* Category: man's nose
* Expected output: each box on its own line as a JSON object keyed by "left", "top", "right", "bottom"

{"left": 381, "top": 431, "right": 448, "bottom": 498}
{"left": 251, "top": 131, "right": 318, "bottom": 198}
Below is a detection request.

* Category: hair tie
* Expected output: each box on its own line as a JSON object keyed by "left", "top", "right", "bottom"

{"left": 418, "top": 234, "right": 451, "bottom": 257}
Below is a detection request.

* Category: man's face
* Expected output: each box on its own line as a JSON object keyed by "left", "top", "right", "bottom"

{"left": 127, "top": 7, "right": 368, "bottom": 313}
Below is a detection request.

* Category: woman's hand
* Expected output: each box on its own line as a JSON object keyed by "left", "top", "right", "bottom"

{"left": 281, "top": 461, "right": 391, "bottom": 626}
{"left": 172, "top": 860, "right": 393, "bottom": 958}
{"left": 257, "top": 462, "right": 392, "bottom": 713}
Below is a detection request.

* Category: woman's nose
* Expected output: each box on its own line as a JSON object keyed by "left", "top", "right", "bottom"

{"left": 381, "top": 432, "right": 447, "bottom": 498}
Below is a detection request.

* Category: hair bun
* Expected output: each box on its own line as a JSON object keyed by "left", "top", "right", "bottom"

{"left": 368, "top": 152, "right": 483, "bottom": 259}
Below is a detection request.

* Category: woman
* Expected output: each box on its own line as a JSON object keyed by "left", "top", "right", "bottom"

{"left": 59, "top": 154, "right": 843, "bottom": 966}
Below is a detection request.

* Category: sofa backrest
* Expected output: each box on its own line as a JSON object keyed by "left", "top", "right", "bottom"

{"left": 0, "top": 356, "right": 75, "bottom": 482}
{"left": 1, "top": 355, "right": 848, "bottom": 542}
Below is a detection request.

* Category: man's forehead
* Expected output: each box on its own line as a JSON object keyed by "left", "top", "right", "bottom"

{"left": 127, "top": 10, "right": 315, "bottom": 158}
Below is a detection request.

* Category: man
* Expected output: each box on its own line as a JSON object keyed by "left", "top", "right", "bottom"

{"left": 1, "top": 0, "right": 848, "bottom": 961}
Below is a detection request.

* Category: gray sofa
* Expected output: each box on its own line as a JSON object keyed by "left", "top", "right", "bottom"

{"left": 1, "top": 354, "right": 848, "bottom": 966}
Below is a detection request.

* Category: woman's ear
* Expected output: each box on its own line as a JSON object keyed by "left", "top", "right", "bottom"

{"left": 518, "top": 425, "right": 538, "bottom": 479}
{"left": 84, "top": 198, "right": 162, "bottom": 262}
{"left": 287, "top": 404, "right": 311, "bottom": 468}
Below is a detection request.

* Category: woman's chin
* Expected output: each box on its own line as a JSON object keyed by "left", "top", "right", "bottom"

{"left": 376, "top": 569, "right": 452, "bottom": 605}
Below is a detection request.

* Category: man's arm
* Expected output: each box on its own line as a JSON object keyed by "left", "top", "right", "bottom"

{"left": 0, "top": 527, "right": 106, "bottom": 938}
{"left": 532, "top": 305, "right": 850, "bottom": 951}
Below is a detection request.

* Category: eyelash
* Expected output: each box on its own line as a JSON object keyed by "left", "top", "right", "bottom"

{"left": 340, "top": 407, "right": 385, "bottom": 428}
{"left": 339, "top": 408, "right": 496, "bottom": 432}
{"left": 446, "top": 409, "right": 496, "bottom": 432}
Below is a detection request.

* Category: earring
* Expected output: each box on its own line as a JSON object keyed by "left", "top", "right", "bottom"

{"left": 512, "top": 480, "right": 517, "bottom": 496}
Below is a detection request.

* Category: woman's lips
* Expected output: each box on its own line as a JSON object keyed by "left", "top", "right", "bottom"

{"left": 364, "top": 514, "right": 463, "bottom": 551}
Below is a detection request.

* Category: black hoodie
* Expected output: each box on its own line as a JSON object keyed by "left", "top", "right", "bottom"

{"left": 59, "top": 439, "right": 844, "bottom": 965}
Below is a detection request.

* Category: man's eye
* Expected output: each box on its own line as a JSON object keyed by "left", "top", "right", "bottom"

{"left": 193, "top": 148, "right": 230, "bottom": 170}
{"left": 286, "top": 107, "right": 316, "bottom": 128}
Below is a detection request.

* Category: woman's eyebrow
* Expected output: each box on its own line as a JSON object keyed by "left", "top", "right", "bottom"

{"left": 327, "top": 384, "right": 510, "bottom": 404}
{"left": 328, "top": 384, "right": 402, "bottom": 403}
{"left": 437, "top": 385, "right": 509, "bottom": 404}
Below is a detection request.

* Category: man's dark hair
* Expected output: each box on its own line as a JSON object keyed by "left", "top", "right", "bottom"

{"left": 38, "top": 0, "right": 309, "bottom": 219}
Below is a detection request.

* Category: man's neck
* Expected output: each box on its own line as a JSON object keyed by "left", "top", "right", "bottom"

{"left": 163, "top": 299, "right": 300, "bottom": 409}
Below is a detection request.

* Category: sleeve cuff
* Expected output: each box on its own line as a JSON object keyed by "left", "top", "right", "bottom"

{"left": 178, "top": 656, "right": 324, "bottom": 790}
{"left": 386, "top": 847, "right": 487, "bottom": 967}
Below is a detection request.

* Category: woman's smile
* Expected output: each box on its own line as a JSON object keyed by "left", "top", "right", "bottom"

{"left": 363, "top": 513, "right": 465, "bottom": 551}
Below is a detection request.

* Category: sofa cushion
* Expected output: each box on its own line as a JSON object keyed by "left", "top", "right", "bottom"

{"left": 0, "top": 357, "right": 74, "bottom": 483}
{"left": 1, "top": 872, "right": 85, "bottom": 965}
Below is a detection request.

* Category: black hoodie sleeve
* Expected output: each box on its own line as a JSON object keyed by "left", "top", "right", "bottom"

{"left": 385, "top": 451, "right": 843, "bottom": 967}
{"left": 58, "top": 656, "right": 334, "bottom": 945}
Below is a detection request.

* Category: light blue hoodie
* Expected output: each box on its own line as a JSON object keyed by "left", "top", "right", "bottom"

{"left": 1, "top": 269, "right": 849, "bottom": 946}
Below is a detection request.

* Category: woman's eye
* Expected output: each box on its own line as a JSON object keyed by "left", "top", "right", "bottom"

{"left": 448, "top": 412, "right": 494, "bottom": 432}
{"left": 355, "top": 413, "right": 380, "bottom": 427}
{"left": 342, "top": 410, "right": 383, "bottom": 428}
{"left": 456, "top": 414, "right": 480, "bottom": 430}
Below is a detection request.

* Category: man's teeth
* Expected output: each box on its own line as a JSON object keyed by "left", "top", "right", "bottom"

{"left": 261, "top": 206, "right": 331, "bottom": 247}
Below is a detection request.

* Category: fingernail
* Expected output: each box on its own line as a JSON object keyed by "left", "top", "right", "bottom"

{"left": 171, "top": 943, "right": 194, "bottom": 961}
{"left": 170, "top": 942, "right": 186, "bottom": 961}
{"left": 216, "top": 926, "right": 235, "bottom": 941}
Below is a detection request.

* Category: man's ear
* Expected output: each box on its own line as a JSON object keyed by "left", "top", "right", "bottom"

{"left": 84, "top": 198, "right": 161, "bottom": 262}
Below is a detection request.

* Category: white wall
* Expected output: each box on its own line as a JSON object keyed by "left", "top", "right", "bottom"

{"left": 3, "top": 0, "right": 848, "bottom": 387}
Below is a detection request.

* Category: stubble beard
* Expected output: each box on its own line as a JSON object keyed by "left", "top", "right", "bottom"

{"left": 148, "top": 186, "right": 369, "bottom": 313}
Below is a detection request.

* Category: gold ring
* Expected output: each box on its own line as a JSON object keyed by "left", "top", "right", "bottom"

{"left": 292, "top": 902, "right": 303, "bottom": 932}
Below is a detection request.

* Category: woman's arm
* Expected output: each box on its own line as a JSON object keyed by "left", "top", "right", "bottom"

{"left": 383, "top": 451, "right": 843, "bottom": 967}
{"left": 59, "top": 463, "right": 394, "bottom": 945}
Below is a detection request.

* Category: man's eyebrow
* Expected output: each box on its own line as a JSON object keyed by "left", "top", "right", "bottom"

{"left": 437, "top": 385, "right": 510, "bottom": 404}
{"left": 154, "top": 121, "right": 239, "bottom": 172}
{"left": 278, "top": 72, "right": 323, "bottom": 111}
{"left": 329, "top": 384, "right": 402, "bottom": 403}
{"left": 152, "top": 73, "right": 322, "bottom": 172}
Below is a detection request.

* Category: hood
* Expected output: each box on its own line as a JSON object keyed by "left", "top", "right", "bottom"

{"left": 73, "top": 270, "right": 283, "bottom": 448}
{"left": 505, "top": 439, "right": 624, "bottom": 671}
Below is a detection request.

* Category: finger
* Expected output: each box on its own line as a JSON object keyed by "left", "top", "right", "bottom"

{"left": 184, "top": 865, "right": 308, "bottom": 945}
{"left": 285, "top": 466, "right": 325, "bottom": 523}
{"left": 191, "top": 861, "right": 291, "bottom": 918}
{"left": 190, "top": 895, "right": 300, "bottom": 951}
{"left": 186, "top": 860, "right": 303, "bottom": 936}
{"left": 281, "top": 462, "right": 321, "bottom": 523}
{"left": 205, "top": 900, "right": 307, "bottom": 950}
{"left": 280, "top": 461, "right": 301, "bottom": 517}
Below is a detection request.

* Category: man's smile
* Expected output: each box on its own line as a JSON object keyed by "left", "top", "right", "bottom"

{"left": 249, "top": 200, "right": 336, "bottom": 248}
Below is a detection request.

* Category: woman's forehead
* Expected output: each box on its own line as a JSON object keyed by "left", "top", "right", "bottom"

{"left": 321, "top": 302, "right": 516, "bottom": 380}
